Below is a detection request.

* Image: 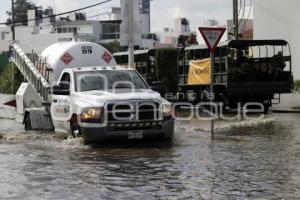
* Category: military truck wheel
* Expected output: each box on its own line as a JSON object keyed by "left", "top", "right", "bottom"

{"left": 263, "top": 103, "right": 270, "bottom": 115}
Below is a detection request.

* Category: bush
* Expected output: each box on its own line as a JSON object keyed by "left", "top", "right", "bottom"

{"left": 0, "top": 63, "right": 24, "bottom": 94}
{"left": 0, "top": 54, "right": 9, "bottom": 72}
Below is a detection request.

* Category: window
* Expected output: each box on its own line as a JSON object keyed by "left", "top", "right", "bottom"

{"left": 73, "top": 27, "right": 77, "bottom": 34}
{"left": 57, "top": 28, "right": 62, "bottom": 33}
{"left": 100, "top": 23, "right": 120, "bottom": 40}
{"left": 60, "top": 72, "right": 71, "bottom": 90}
{"left": 75, "top": 70, "right": 148, "bottom": 92}
{"left": 140, "top": 0, "right": 150, "bottom": 14}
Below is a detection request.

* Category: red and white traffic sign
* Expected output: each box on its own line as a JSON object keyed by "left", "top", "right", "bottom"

{"left": 198, "top": 27, "right": 226, "bottom": 53}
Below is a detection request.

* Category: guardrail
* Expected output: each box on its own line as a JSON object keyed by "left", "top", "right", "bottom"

{"left": 10, "top": 43, "right": 51, "bottom": 103}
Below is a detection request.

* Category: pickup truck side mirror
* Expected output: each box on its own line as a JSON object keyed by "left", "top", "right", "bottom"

{"left": 52, "top": 84, "right": 70, "bottom": 95}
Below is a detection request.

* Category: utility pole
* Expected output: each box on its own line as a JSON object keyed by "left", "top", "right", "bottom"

{"left": 233, "top": 0, "right": 239, "bottom": 40}
{"left": 128, "top": 0, "right": 134, "bottom": 68}
{"left": 11, "top": 0, "right": 16, "bottom": 41}
{"left": 210, "top": 52, "right": 215, "bottom": 139}
{"left": 11, "top": 0, "right": 15, "bottom": 94}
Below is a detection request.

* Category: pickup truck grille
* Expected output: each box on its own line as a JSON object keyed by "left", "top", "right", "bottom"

{"left": 105, "top": 101, "right": 161, "bottom": 123}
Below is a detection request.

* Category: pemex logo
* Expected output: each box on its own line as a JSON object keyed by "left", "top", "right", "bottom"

{"left": 102, "top": 51, "right": 112, "bottom": 64}
{"left": 61, "top": 52, "right": 74, "bottom": 65}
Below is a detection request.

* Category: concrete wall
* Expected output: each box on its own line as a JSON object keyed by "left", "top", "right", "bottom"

{"left": 16, "top": 27, "right": 74, "bottom": 53}
{"left": 254, "top": 0, "right": 300, "bottom": 79}
{"left": 0, "top": 40, "right": 10, "bottom": 53}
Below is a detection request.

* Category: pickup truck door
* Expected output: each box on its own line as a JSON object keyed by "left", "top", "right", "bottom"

{"left": 52, "top": 72, "right": 72, "bottom": 134}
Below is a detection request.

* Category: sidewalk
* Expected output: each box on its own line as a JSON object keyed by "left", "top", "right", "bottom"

{"left": 272, "top": 93, "right": 300, "bottom": 113}
{"left": 0, "top": 94, "right": 16, "bottom": 119}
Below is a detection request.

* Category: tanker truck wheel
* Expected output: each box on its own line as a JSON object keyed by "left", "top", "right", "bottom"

{"left": 24, "top": 113, "right": 32, "bottom": 131}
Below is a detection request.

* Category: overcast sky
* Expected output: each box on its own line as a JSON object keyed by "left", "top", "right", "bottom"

{"left": 0, "top": 0, "right": 241, "bottom": 31}
{"left": 0, "top": 0, "right": 254, "bottom": 44}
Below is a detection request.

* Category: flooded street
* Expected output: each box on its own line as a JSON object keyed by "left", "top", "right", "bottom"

{"left": 0, "top": 114, "right": 299, "bottom": 199}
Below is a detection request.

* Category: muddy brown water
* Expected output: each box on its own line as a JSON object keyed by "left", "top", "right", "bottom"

{"left": 0, "top": 113, "right": 299, "bottom": 200}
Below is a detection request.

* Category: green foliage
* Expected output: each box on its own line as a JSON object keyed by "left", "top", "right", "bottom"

{"left": 155, "top": 48, "right": 178, "bottom": 92}
{"left": 0, "top": 63, "right": 24, "bottom": 94}
{"left": 6, "top": 0, "right": 36, "bottom": 26}
{"left": 101, "top": 40, "right": 121, "bottom": 54}
{"left": 0, "top": 54, "right": 9, "bottom": 72}
{"left": 295, "top": 80, "right": 300, "bottom": 92}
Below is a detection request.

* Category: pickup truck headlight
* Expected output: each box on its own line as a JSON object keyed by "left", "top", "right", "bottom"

{"left": 162, "top": 104, "right": 172, "bottom": 117}
{"left": 81, "top": 107, "right": 102, "bottom": 120}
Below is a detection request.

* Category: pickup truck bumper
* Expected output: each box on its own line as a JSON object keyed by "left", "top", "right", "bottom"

{"left": 81, "top": 119, "right": 174, "bottom": 144}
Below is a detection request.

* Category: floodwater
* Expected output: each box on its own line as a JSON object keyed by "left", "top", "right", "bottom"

{"left": 0, "top": 113, "right": 299, "bottom": 200}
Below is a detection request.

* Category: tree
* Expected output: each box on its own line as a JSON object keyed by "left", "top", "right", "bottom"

{"left": 295, "top": 80, "right": 300, "bottom": 92}
{"left": 186, "top": 33, "right": 198, "bottom": 46}
{"left": 6, "top": 0, "right": 36, "bottom": 26}
{"left": 101, "top": 40, "right": 121, "bottom": 54}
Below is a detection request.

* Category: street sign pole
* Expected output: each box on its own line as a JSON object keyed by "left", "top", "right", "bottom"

{"left": 210, "top": 52, "right": 215, "bottom": 139}
{"left": 198, "top": 27, "right": 226, "bottom": 139}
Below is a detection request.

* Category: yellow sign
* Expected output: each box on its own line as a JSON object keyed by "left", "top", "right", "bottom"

{"left": 187, "top": 58, "right": 211, "bottom": 85}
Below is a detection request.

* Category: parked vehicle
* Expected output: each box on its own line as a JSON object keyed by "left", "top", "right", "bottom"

{"left": 178, "top": 40, "right": 293, "bottom": 113}
{"left": 114, "top": 40, "right": 294, "bottom": 113}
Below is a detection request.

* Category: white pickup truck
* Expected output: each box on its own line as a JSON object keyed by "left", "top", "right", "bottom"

{"left": 13, "top": 42, "right": 174, "bottom": 144}
{"left": 51, "top": 66, "right": 174, "bottom": 143}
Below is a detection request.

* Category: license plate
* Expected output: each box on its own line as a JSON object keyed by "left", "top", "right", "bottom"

{"left": 128, "top": 131, "right": 143, "bottom": 139}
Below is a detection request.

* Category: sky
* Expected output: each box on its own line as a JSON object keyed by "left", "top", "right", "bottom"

{"left": 0, "top": 0, "right": 253, "bottom": 43}
{"left": 0, "top": 0, "right": 239, "bottom": 30}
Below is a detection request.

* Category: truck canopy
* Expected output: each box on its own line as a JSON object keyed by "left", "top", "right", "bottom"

{"left": 41, "top": 41, "right": 117, "bottom": 82}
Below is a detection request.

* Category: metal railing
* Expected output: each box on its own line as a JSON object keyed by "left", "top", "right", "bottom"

{"left": 10, "top": 43, "right": 51, "bottom": 103}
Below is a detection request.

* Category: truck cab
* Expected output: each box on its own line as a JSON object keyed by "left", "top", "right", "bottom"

{"left": 51, "top": 66, "right": 174, "bottom": 143}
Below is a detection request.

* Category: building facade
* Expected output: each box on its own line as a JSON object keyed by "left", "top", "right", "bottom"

{"left": 0, "top": 7, "right": 122, "bottom": 53}
{"left": 156, "top": 18, "right": 195, "bottom": 48}
{"left": 120, "top": 0, "right": 152, "bottom": 49}
{"left": 254, "top": 0, "right": 300, "bottom": 79}
{"left": 0, "top": 1, "right": 158, "bottom": 53}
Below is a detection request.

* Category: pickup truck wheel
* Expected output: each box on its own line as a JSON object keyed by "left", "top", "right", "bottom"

{"left": 163, "top": 132, "right": 174, "bottom": 144}
{"left": 71, "top": 123, "right": 82, "bottom": 138}
{"left": 24, "top": 114, "right": 32, "bottom": 131}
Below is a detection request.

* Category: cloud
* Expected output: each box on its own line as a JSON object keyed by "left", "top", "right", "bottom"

{"left": 36, "top": 0, "right": 81, "bottom": 12}
{"left": 151, "top": 0, "right": 233, "bottom": 32}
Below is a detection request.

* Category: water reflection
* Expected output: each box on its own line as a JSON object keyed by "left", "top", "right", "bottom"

{"left": 0, "top": 114, "right": 299, "bottom": 199}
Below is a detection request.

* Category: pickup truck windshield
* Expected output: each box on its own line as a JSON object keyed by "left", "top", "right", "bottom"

{"left": 75, "top": 70, "right": 149, "bottom": 92}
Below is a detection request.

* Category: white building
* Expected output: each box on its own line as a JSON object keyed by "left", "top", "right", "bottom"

{"left": 254, "top": 1, "right": 300, "bottom": 109}
{"left": 227, "top": 19, "right": 253, "bottom": 40}
{"left": 0, "top": 27, "right": 11, "bottom": 52}
{"left": 254, "top": 0, "right": 300, "bottom": 79}
{"left": 0, "top": 7, "right": 122, "bottom": 53}
{"left": 120, "top": 0, "right": 152, "bottom": 49}
{"left": 156, "top": 18, "right": 194, "bottom": 47}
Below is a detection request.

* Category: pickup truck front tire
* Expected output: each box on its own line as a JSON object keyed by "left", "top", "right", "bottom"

{"left": 70, "top": 123, "right": 82, "bottom": 138}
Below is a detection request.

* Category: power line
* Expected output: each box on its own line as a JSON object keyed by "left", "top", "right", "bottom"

{"left": 238, "top": 0, "right": 246, "bottom": 28}
{"left": 86, "top": 12, "right": 110, "bottom": 19}
{"left": 242, "top": 0, "right": 253, "bottom": 31}
{"left": 0, "top": 0, "right": 113, "bottom": 25}
{"left": 238, "top": 0, "right": 242, "bottom": 17}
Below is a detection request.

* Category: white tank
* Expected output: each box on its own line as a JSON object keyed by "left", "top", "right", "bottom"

{"left": 41, "top": 41, "right": 117, "bottom": 82}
